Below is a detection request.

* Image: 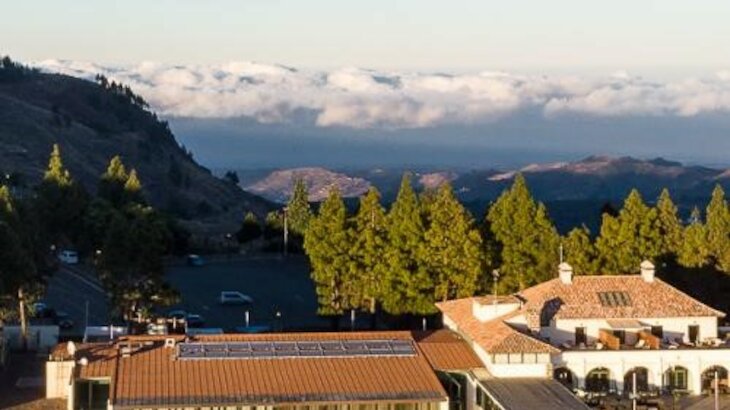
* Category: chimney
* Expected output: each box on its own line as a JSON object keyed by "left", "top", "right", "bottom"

{"left": 558, "top": 262, "right": 573, "bottom": 285}
{"left": 640, "top": 260, "right": 655, "bottom": 283}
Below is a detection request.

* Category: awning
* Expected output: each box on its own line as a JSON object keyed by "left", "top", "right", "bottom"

{"left": 606, "top": 319, "right": 645, "bottom": 329}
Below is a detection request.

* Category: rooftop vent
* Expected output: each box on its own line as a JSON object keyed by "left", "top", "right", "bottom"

{"left": 640, "top": 260, "right": 655, "bottom": 283}
{"left": 164, "top": 338, "right": 176, "bottom": 349}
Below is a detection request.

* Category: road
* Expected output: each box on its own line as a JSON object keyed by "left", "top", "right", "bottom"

{"left": 42, "top": 265, "right": 109, "bottom": 336}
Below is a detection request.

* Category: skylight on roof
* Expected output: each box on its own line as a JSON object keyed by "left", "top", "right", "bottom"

{"left": 597, "top": 291, "right": 632, "bottom": 307}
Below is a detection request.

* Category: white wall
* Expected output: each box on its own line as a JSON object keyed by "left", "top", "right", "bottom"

{"left": 547, "top": 316, "right": 718, "bottom": 347}
{"left": 46, "top": 360, "right": 74, "bottom": 399}
{"left": 472, "top": 301, "right": 520, "bottom": 323}
{"left": 556, "top": 348, "right": 730, "bottom": 394}
{"left": 486, "top": 363, "right": 550, "bottom": 378}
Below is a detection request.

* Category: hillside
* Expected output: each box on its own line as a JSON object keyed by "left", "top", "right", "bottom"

{"left": 246, "top": 167, "right": 371, "bottom": 202}
{"left": 0, "top": 59, "right": 272, "bottom": 234}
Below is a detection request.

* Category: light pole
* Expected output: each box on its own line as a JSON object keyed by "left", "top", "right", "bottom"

{"left": 282, "top": 207, "right": 289, "bottom": 256}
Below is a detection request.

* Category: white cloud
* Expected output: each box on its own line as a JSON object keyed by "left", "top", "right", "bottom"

{"left": 35, "top": 60, "right": 730, "bottom": 129}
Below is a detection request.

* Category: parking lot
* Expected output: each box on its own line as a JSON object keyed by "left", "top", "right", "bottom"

{"left": 164, "top": 255, "right": 330, "bottom": 331}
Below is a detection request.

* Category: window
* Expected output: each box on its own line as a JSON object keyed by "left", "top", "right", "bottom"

{"left": 597, "top": 291, "right": 632, "bottom": 307}
{"left": 613, "top": 330, "right": 626, "bottom": 345}
{"left": 586, "top": 368, "right": 611, "bottom": 393}
{"left": 575, "top": 327, "right": 587, "bottom": 345}
{"left": 688, "top": 325, "right": 700, "bottom": 343}
{"left": 667, "top": 367, "right": 689, "bottom": 391}
{"left": 651, "top": 325, "right": 663, "bottom": 339}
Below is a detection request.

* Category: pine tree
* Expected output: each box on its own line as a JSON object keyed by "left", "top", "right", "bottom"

{"left": 486, "top": 174, "right": 560, "bottom": 291}
{"left": 236, "top": 212, "right": 263, "bottom": 244}
{"left": 655, "top": 189, "right": 682, "bottom": 258}
{"left": 418, "top": 183, "right": 483, "bottom": 302}
{"left": 706, "top": 185, "right": 730, "bottom": 272}
{"left": 563, "top": 225, "right": 596, "bottom": 275}
{"left": 347, "top": 187, "right": 388, "bottom": 313}
{"left": 303, "top": 187, "right": 351, "bottom": 316}
{"left": 124, "top": 169, "right": 144, "bottom": 204}
{"left": 595, "top": 189, "right": 660, "bottom": 274}
{"left": 287, "top": 178, "right": 312, "bottom": 236}
{"left": 44, "top": 144, "right": 72, "bottom": 187}
{"left": 382, "top": 174, "right": 432, "bottom": 315}
{"left": 678, "top": 207, "right": 710, "bottom": 268}
{"left": 99, "top": 156, "right": 130, "bottom": 206}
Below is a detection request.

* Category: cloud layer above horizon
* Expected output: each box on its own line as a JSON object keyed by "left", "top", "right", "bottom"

{"left": 37, "top": 60, "right": 730, "bottom": 129}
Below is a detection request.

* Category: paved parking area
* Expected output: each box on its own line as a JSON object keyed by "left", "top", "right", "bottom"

{"left": 164, "top": 255, "right": 331, "bottom": 331}
{"left": 42, "top": 265, "right": 109, "bottom": 337}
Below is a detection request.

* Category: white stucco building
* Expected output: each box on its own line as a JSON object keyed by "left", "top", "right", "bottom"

{"left": 437, "top": 261, "right": 730, "bottom": 400}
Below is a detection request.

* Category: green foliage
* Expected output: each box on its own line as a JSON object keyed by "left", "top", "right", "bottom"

{"left": 98, "top": 156, "right": 129, "bottom": 206}
{"left": 678, "top": 207, "right": 710, "bottom": 268}
{"left": 347, "top": 187, "right": 388, "bottom": 313}
{"left": 563, "top": 225, "right": 596, "bottom": 275}
{"left": 224, "top": 170, "right": 240, "bottom": 185}
{"left": 287, "top": 178, "right": 312, "bottom": 236}
{"left": 236, "top": 212, "right": 263, "bottom": 244}
{"left": 486, "top": 174, "right": 559, "bottom": 291}
{"left": 418, "top": 183, "right": 483, "bottom": 303}
{"left": 706, "top": 185, "right": 730, "bottom": 271}
{"left": 35, "top": 144, "right": 89, "bottom": 247}
{"left": 595, "top": 189, "right": 661, "bottom": 274}
{"left": 655, "top": 189, "right": 683, "bottom": 258}
{"left": 382, "top": 174, "right": 433, "bottom": 315}
{"left": 303, "top": 187, "right": 351, "bottom": 316}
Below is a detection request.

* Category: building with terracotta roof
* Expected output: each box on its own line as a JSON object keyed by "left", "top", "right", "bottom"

{"left": 47, "top": 331, "right": 466, "bottom": 410}
{"left": 437, "top": 260, "right": 730, "bottom": 402}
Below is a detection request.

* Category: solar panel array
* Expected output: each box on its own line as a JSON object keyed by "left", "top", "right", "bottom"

{"left": 177, "top": 339, "right": 416, "bottom": 360}
{"left": 597, "top": 291, "right": 632, "bottom": 307}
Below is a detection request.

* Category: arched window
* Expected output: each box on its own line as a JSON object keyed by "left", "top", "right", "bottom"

{"left": 586, "top": 368, "right": 611, "bottom": 393}
{"left": 554, "top": 367, "right": 575, "bottom": 389}
{"left": 665, "top": 366, "right": 689, "bottom": 391}
{"left": 701, "top": 366, "right": 729, "bottom": 393}
{"left": 624, "top": 367, "right": 649, "bottom": 394}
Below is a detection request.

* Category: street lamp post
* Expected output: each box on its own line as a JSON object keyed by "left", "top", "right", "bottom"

{"left": 282, "top": 207, "right": 289, "bottom": 256}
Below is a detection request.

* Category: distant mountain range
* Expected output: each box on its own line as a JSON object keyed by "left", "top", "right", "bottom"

{"left": 242, "top": 156, "right": 730, "bottom": 232}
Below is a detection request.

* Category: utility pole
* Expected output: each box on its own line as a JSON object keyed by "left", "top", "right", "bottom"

{"left": 17, "top": 287, "right": 27, "bottom": 351}
{"left": 282, "top": 207, "right": 289, "bottom": 257}
{"left": 632, "top": 371, "right": 637, "bottom": 410}
{"left": 715, "top": 370, "right": 719, "bottom": 410}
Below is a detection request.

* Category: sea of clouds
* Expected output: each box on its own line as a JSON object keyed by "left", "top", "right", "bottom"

{"left": 36, "top": 60, "right": 730, "bottom": 129}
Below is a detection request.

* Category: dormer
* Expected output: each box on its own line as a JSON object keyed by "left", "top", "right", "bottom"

{"left": 472, "top": 295, "right": 522, "bottom": 322}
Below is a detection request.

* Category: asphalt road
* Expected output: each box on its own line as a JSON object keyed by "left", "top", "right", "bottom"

{"left": 164, "top": 255, "right": 330, "bottom": 331}
{"left": 42, "top": 265, "right": 109, "bottom": 336}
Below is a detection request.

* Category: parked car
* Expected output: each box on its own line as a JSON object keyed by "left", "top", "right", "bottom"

{"left": 54, "top": 311, "right": 74, "bottom": 329}
{"left": 58, "top": 250, "right": 79, "bottom": 264}
{"left": 186, "top": 254, "right": 205, "bottom": 267}
{"left": 219, "top": 291, "right": 253, "bottom": 305}
{"left": 185, "top": 314, "right": 205, "bottom": 328}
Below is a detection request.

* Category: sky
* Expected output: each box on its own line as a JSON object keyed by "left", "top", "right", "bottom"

{"left": 5, "top": 1, "right": 730, "bottom": 169}
{"left": 4, "top": 0, "right": 730, "bottom": 74}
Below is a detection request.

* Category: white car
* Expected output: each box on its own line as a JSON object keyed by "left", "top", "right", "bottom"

{"left": 58, "top": 250, "right": 79, "bottom": 264}
{"left": 219, "top": 291, "right": 253, "bottom": 305}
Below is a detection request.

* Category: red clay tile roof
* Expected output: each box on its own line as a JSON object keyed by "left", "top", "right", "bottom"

{"left": 413, "top": 330, "right": 484, "bottom": 371}
{"left": 60, "top": 332, "right": 448, "bottom": 408}
{"left": 436, "top": 299, "right": 558, "bottom": 355}
{"left": 518, "top": 276, "right": 725, "bottom": 329}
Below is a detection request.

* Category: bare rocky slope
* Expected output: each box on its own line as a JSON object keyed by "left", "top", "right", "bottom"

{"left": 246, "top": 167, "right": 371, "bottom": 203}
{"left": 0, "top": 61, "right": 272, "bottom": 235}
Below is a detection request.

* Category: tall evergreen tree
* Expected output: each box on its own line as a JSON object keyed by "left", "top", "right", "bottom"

{"left": 678, "top": 207, "right": 710, "bottom": 268}
{"left": 287, "top": 178, "right": 312, "bottom": 236}
{"left": 303, "top": 186, "right": 351, "bottom": 316}
{"left": 418, "top": 183, "right": 483, "bottom": 302}
{"left": 655, "top": 189, "right": 683, "bottom": 259}
{"left": 347, "top": 187, "right": 388, "bottom": 314}
{"left": 236, "top": 212, "right": 263, "bottom": 244}
{"left": 486, "top": 174, "right": 560, "bottom": 291}
{"left": 595, "top": 189, "right": 661, "bottom": 274}
{"left": 35, "top": 144, "right": 88, "bottom": 247}
{"left": 563, "top": 225, "right": 596, "bottom": 275}
{"left": 382, "top": 174, "right": 432, "bottom": 314}
{"left": 706, "top": 185, "right": 730, "bottom": 272}
{"left": 98, "top": 156, "right": 130, "bottom": 206}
